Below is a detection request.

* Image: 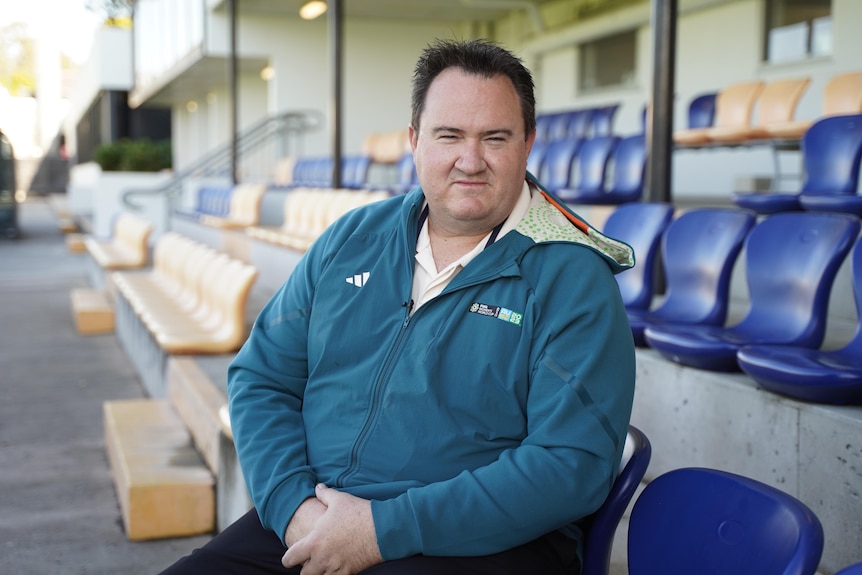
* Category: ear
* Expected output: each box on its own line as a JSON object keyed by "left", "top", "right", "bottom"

{"left": 408, "top": 124, "right": 419, "bottom": 152}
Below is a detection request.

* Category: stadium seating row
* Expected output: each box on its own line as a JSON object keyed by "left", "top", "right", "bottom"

{"left": 674, "top": 70, "right": 862, "bottom": 147}
{"left": 606, "top": 202, "right": 862, "bottom": 405}
{"left": 112, "top": 231, "right": 259, "bottom": 355}
{"left": 174, "top": 183, "right": 269, "bottom": 228}
{"left": 733, "top": 113, "right": 862, "bottom": 216}
{"left": 535, "top": 104, "right": 620, "bottom": 143}
{"left": 245, "top": 187, "right": 390, "bottom": 252}
{"left": 529, "top": 133, "right": 647, "bottom": 205}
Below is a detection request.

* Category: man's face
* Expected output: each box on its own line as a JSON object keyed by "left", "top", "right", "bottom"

{"left": 409, "top": 67, "right": 535, "bottom": 237}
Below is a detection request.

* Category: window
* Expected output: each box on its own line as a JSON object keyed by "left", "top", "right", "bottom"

{"left": 579, "top": 30, "right": 636, "bottom": 91}
{"left": 765, "top": 0, "right": 832, "bottom": 63}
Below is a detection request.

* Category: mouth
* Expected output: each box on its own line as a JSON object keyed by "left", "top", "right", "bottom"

{"left": 452, "top": 180, "right": 489, "bottom": 189}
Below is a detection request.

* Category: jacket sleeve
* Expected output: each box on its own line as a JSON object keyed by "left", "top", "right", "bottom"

{"left": 226, "top": 243, "right": 324, "bottom": 545}
{"left": 370, "top": 249, "right": 636, "bottom": 559}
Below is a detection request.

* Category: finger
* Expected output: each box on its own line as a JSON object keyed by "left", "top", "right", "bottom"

{"left": 314, "top": 483, "right": 333, "bottom": 505}
{"left": 282, "top": 540, "right": 310, "bottom": 569}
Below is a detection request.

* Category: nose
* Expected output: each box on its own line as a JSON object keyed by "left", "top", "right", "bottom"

{"left": 454, "top": 139, "right": 486, "bottom": 174}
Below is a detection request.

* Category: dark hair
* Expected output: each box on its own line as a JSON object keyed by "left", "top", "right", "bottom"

{"left": 411, "top": 39, "right": 536, "bottom": 140}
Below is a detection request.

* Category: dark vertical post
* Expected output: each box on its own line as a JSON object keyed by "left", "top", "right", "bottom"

{"left": 229, "top": 0, "right": 239, "bottom": 184}
{"left": 329, "top": 0, "right": 343, "bottom": 188}
{"left": 647, "top": 0, "right": 677, "bottom": 203}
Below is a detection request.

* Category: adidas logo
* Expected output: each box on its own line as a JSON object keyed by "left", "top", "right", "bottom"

{"left": 346, "top": 272, "right": 371, "bottom": 287}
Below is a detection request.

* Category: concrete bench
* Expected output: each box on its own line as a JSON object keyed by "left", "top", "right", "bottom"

{"left": 111, "top": 232, "right": 258, "bottom": 396}
{"left": 165, "top": 356, "right": 254, "bottom": 532}
{"left": 70, "top": 287, "right": 114, "bottom": 335}
{"left": 103, "top": 398, "right": 215, "bottom": 541}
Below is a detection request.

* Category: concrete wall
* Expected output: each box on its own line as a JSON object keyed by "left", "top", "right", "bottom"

{"left": 632, "top": 348, "right": 862, "bottom": 574}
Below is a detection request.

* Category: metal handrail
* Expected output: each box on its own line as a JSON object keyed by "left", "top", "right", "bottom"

{"left": 122, "top": 109, "right": 323, "bottom": 211}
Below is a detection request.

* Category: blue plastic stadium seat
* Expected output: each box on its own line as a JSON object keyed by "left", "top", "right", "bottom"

{"left": 546, "top": 111, "right": 574, "bottom": 142}
{"left": 836, "top": 562, "right": 862, "bottom": 575}
{"left": 568, "top": 109, "right": 594, "bottom": 140}
{"left": 733, "top": 114, "right": 862, "bottom": 215}
{"left": 581, "top": 426, "right": 651, "bottom": 575}
{"left": 603, "top": 202, "right": 675, "bottom": 311}
{"left": 340, "top": 154, "right": 372, "bottom": 189}
{"left": 798, "top": 114, "right": 862, "bottom": 216}
{"left": 556, "top": 136, "right": 619, "bottom": 203}
{"left": 627, "top": 468, "right": 824, "bottom": 575}
{"left": 590, "top": 104, "right": 620, "bottom": 137}
{"left": 561, "top": 134, "right": 646, "bottom": 205}
{"left": 736, "top": 235, "right": 862, "bottom": 404}
{"left": 383, "top": 152, "right": 418, "bottom": 195}
{"left": 539, "top": 137, "right": 583, "bottom": 194}
{"left": 688, "top": 93, "right": 717, "bottom": 129}
{"left": 644, "top": 212, "right": 860, "bottom": 371}
{"left": 628, "top": 208, "right": 755, "bottom": 347}
{"left": 174, "top": 185, "right": 233, "bottom": 220}
{"left": 528, "top": 139, "right": 550, "bottom": 179}
{"left": 535, "top": 113, "right": 554, "bottom": 143}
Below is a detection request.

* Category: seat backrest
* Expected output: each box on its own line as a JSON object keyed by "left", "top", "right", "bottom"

{"left": 607, "top": 134, "right": 647, "bottom": 200}
{"left": 756, "top": 77, "right": 811, "bottom": 126}
{"left": 535, "top": 113, "right": 554, "bottom": 142}
{"left": 842, "top": 235, "right": 862, "bottom": 352}
{"left": 654, "top": 208, "right": 755, "bottom": 325}
{"left": 528, "top": 139, "right": 549, "bottom": 179}
{"left": 547, "top": 112, "right": 574, "bottom": 142}
{"left": 574, "top": 136, "right": 619, "bottom": 195}
{"left": 590, "top": 104, "right": 619, "bottom": 137}
{"left": 801, "top": 114, "right": 862, "bottom": 196}
{"left": 687, "top": 92, "right": 717, "bottom": 129}
{"left": 341, "top": 155, "right": 372, "bottom": 189}
{"left": 569, "top": 109, "right": 594, "bottom": 140}
{"left": 737, "top": 212, "right": 860, "bottom": 346}
{"left": 822, "top": 71, "right": 862, "bottom": 116}
{"left": 603, "top": 202, "right": 674, "bottom": 310}
{"left": 714, "top": 81, "right": 764, "bottom": 129}
{"left": 540, "top": 137, "right": 582, "bottom": 192}
{"left": 393, "top": 152, "right": 418, "bottom": 192}
{"left": 628, "top": 467, "right": 824, "bottom": 575}
{"left": 581, "top": 425, "right": 651, "bottom": 575}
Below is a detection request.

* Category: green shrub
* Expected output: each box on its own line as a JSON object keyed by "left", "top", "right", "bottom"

{"left": 94, "top": 139, "right": 172, "bottom": 172}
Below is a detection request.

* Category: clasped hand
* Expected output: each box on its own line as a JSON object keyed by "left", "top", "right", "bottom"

{"left": 282, "top": 484, "right": 383, "bottom": 575}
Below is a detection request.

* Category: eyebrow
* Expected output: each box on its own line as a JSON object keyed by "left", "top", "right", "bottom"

{"left": 431, "top": 126, "right": 516, "bottom": 138}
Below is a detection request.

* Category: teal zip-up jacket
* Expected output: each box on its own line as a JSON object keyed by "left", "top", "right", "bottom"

{"left": 227, "top": 178, "right": 636, "bottom": 562}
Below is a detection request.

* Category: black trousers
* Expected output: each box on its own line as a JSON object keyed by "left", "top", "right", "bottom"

{"left": 158, "top": 508, "right": 580, "bottom": 575}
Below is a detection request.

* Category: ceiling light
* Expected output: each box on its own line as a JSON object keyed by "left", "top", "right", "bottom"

{"left": 299, "top": 0, "right": 327, "bottom": 20}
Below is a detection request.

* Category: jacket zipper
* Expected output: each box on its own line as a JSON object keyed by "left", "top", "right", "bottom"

{"left": 333, "top": 300, "right": 415, "bottom": 487}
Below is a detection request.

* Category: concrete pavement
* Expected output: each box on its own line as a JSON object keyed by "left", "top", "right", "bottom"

{"left": 0, "top": 196, "right": 211, "bottom": 575}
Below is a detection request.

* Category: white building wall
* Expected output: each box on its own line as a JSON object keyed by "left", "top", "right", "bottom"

{"left": 62, "top": 27, "right": 133, "bottom": 159}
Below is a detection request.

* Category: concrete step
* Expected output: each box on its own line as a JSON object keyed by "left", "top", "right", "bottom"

{"left": 70, "top": 287, "right": 114, "bottom": 334}
{"left": 103, "top": 398, "right": 215, "bottom": 541}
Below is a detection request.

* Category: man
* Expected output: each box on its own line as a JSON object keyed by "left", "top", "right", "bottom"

{"left": 160, "top": 38, "right": 635, "bottom": 575}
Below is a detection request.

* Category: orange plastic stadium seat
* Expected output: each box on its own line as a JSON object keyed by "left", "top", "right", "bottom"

{"left": 674, "top": 81, "right": 764, "bottom": 146}
{"left": 765, "top": 70, "right": 862, "bottom": 140}
{"left": 707, "top": 77, "right": 810, "bottom": 143}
